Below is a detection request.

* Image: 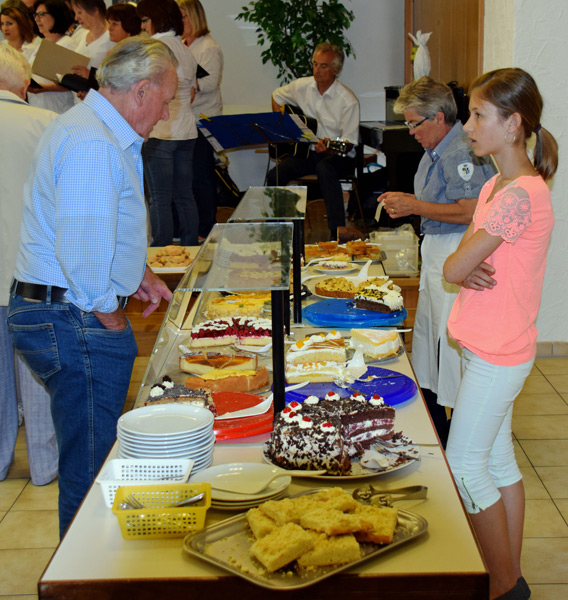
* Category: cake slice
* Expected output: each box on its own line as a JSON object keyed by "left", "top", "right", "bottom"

{"left": 297, "top": 532, "right": 361, "bottom": 567}
{"left": 250, "top": 522, "right": 314, "bottom": 572}
{"left": 299, "top": 508, "right": 368, "bottom": 536}
{"left": 286, "top": 330, "right": 346, "bottom": 366}
{"left": 144, "top": 376, "right": 216, "bottom": 414}
{"left": 184, "top": 367, "right": 269, "bottom": 393}
{"left": 285, "top": 361, "right": 346, "bottom": 384}
{"left": 353, "top": 505, "right": 398, "bottom": 545}
{"left": 354, "top": 288, "right": 404, "bottom": 313}
{"left": 179, "top": 351, "right": 257, "bottom": 375}
{"left": 349, "top": 329, "right": 401, "bottom": 359}
{"left": 246, "top": 507, "right": 278, "bottom": 539}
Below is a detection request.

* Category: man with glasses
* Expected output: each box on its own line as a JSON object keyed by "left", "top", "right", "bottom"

{"left": 378, "top": 76, "right": 495, "bottom": 446}
{"left": 266, "top": 41, "right": 360, "bottom": 241}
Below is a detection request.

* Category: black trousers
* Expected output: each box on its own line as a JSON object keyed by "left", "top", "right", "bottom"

{"left": 267, "top": 153, "right": 355, "bottom": 232}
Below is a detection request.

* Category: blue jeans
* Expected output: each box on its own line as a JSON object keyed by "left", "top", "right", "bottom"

{"left": 143, "top": 137, "right": 198, "bottom": 246}
{"left": 446, "top": 348, "right": 534, "bottom": 514}
{"left": 8, "top": 294, "right": 137, "bottom": 536}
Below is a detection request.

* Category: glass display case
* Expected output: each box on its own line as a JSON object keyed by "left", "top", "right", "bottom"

{"left": 229, "top": 186, "right": 306, "bottom": 323}
{"left": 135, "top": 222, "right": 293, "bottom": 413}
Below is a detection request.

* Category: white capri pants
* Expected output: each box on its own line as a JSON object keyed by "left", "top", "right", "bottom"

{"left": 445, "top": 348, "right": 534, "bottom": 514}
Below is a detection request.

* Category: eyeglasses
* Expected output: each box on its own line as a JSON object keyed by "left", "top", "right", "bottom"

{"left": 34, "top": 11, "right": 50, "bottom": 19}
{"left": 404, "top": 117, "right": 429, "bottom": 130}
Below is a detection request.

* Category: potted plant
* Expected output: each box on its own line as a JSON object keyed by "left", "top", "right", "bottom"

{"left": 236, "top": 0, "right": 355, "bottom": 83}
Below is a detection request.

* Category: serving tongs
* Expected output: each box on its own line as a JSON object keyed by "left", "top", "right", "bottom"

{"left": 352, "top": 484, "right": 428, "bottom": 508}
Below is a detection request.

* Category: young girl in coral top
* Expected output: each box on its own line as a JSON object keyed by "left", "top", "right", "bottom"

{"left": 443, "top": 68, "right": 558, "bottom": 600}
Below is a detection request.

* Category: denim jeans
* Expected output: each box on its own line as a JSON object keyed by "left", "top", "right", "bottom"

{"left": 143, "top": 137, "right": 198, "bottom": 246}
{"left": 8, "top": 294, "right": 137, "bottom": 536}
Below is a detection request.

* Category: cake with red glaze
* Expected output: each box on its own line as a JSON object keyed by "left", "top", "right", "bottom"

{"left": 189, "top": 317, "right": 272, "bottom": 347}
{"left": 264, "top": 392, "right": 395, "bottom": 475}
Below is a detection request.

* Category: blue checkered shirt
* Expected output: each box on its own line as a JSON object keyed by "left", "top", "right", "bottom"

{"left": 14, "top": 90, "right": 147, "bottom": 313}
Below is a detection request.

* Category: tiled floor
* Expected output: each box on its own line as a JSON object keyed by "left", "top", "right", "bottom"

{"left": 0, "top": 356, "right": 567, "bottom": 599}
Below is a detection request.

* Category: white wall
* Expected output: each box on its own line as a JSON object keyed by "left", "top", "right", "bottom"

{"left": 203, "top": 0, "right": 405, "bottom": 188}
{"left": 484, "top": 0, "right": 568, "bottom": 344}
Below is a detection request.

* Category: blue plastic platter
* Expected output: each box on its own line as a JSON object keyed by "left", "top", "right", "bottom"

{"left": 285, "top": 366, "right": 417, "bottom": 407}
{"left": 303, "top": 299, "right": 407, "bottom": 328}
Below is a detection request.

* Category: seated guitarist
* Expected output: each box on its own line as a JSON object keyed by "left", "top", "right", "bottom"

{"left": 266, "top": 42, "right": 360, "bottom": 240}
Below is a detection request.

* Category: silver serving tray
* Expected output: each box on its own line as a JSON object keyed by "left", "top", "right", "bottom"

{"left": 182, "top": 490, "right": 428, "bottom": 590}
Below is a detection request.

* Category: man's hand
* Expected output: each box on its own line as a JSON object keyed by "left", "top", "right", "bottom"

{"left": 93, "top": 308, "right": 128, "bottom": 330}
{"left": 460, "top": 262, "right": 497, "bottom": 291}
{"left": 314, "top": 137, "right": 331, "bottom": 154}
{"left": 132, "top": 266, "right": 173, "bottom": 318}
{"left": 378, "top": 191, "right": 418, "bottom": 219}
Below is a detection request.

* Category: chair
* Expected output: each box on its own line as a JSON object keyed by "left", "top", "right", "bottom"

{"left": 286, "top": 143, "right": 368, "bottom": 237}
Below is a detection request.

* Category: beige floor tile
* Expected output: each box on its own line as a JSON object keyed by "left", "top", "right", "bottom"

{"left": 519, "top": 375, "right": 557, "bottom": 395}
{"left": 0, "top": 479, "right": 27, "bottom": 511}
{"left": 519, "top": 440, "right": 568, "bottom": 466}
{"left": 0, "top": 596, "right": 38, "bottom": 600}
{"left": 514, "top": 440, "right": 531, "bottom": 467}
{"left": 535, "top": 467, "right": 568, "bottom": 498}
{"left": 520, "top": 467, "right": 550, "bottom": 499}
{"left": 546, "top": 374, "right": 568, "bottom": 394}
{"left": 514, "top": 393, "right": 568, "bottom": 415}
{"left": 0, "top": 511, "right": 5, "bottom": 521}
{"left": 523, "top": 499, "right": 568, "bottom": 537}
{"left": 535, "top": 357, "right": 568, "bottom": 375}
{"left": 555, "top": 499, "right": 568, "bottom": 521}
{"left": 5, "top": 449, "right": 31, "bottom": 480}
{"left": 512, "top": 415, "right": 568, "bottom": 439}
{"left": 0, "top": 548, "right": 54, "bottom": 595}
{"left": 522, "top": 538, "right": 568, "bottom": 583}
{"left": 14, "top": 425, "right": 27, "bottom": 450}
{"left": 529, "top": 584, "right": 568, "bottom": 599}
{"left": 0, "top": 510, "right": 59, "bottom": 549}
{"left": 13, "top": 480, "right": 58, "bottom": 511}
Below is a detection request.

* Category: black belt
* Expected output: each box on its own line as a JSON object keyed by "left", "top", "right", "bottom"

{"left": 11, "top": 280, "right": 129, "bottom": 310}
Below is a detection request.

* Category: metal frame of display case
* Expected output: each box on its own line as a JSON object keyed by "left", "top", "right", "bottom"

{"left": 228, "top": 186, "right": 306, "bottom": 324}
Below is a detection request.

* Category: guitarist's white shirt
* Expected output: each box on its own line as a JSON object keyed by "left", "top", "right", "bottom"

{"left": 272, "top": 77, "right": 360, "bottom": 150}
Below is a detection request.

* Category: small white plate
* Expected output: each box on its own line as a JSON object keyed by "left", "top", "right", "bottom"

{"left": 117, "top": 404, "right": 214, "bottom": 437}
{"left": 312, "top": 262, "right": 358, "bottom": 275}
{"left": 190, "top": 463, "right": 292, "bottom": 501}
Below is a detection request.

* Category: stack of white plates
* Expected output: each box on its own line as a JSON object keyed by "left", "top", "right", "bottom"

{"left": 117, "top": 405, "right": 215, "bottom": 473}
{"left": 190, "top": 463, "right": 291, "bottom": 510}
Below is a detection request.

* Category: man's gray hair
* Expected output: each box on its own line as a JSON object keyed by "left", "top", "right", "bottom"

{"left": 314, "top": 42, "right": 344, "bottom": 75}
{"left": 97, "top": 36, "right": 178, "bottom": 92}
{"left": 0, "top": 44, "right": 31, "bottom": 93}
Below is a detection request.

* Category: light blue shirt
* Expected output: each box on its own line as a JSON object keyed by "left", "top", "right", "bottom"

{"left": 14, "top": 90, "right": 147, "bottom": 313}
{"left": 414, "top": 121, "right": 496, "bottom": 235}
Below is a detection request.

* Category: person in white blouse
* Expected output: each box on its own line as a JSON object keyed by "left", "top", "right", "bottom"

{"left": 178, "top": 0, "right": 223, "bottom": 240}
{"left": 26, "top": 0, "right": 76, "bottom": 114}
{"left": 1, "top": 1, "right": 38, "bottom": 61}
{"left": 137, "top": 0, "right": 199, "bottom": 246}
{"left": 69, "top": 0, "right": 113, "bottom": 78}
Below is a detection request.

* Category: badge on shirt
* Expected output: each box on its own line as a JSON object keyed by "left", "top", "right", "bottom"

{"left": 457, "top": 161, "right": 474, "bottom": 181}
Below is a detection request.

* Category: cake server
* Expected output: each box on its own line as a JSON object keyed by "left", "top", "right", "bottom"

{"left": 200, "top": 463, "right": 327, "bottom": 495}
